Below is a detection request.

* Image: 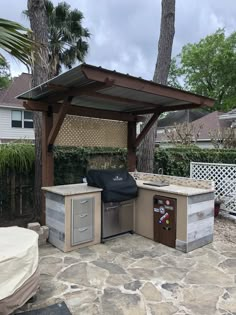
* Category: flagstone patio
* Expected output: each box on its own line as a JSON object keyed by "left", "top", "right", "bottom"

{"left": 18, "top": 217, "right": 236, "bottom": 315}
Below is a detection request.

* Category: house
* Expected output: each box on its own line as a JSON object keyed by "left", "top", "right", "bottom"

{"left": 156, "top": 111, "right": 230, "bottom": 148}
{"left": 0, "top": 73, "right": 34, "bottom": 143}
{"left": 219, "top": 109, "right": 236, "bottom": 128}
{"left": 157, "top": 109, "right": 207, "bottom": 128}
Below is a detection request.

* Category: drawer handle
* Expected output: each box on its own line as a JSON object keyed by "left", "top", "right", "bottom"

{"left": 106, "top": 206, "right": 119, "bottom": 210}
{"left": 79, "top": 214, "right": 88, "bottom": 218}
{"left": 79, "top": 227, "right": 88, "bottom": 232}
{"left": 80, "top": 200, "right": 88, "bottom": 204}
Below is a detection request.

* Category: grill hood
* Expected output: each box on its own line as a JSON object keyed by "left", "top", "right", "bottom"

{"left": 86, "top": 169, "right": 138, "bottom": 202}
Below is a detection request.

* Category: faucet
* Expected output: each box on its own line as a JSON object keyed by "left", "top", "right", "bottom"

{"left": 158, "top": 168, "right": 164, "bottom": 182}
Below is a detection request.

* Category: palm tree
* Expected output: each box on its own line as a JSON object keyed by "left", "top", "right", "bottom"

{"left": 24, "top": 0, "right": 90, "bottom": 77}
{"left": 0, "top": 59, "right": 11, "bottom": 88}
{"left": 0, "top": 18, "right": 32, "bottom": 67}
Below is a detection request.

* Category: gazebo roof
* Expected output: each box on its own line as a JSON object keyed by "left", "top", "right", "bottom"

{"left": 18, "top": 64, "right": 215, "bottom": 224}
{"left": 17, "top": 63, "right": 214, "bottom": 118}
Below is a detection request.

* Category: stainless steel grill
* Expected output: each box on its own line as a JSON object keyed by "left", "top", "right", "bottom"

{"left": 86, "top": 169, "right": 137, "bottom": 241}
{"left": 102, "top": 200, "right": 134, "bottom": 240}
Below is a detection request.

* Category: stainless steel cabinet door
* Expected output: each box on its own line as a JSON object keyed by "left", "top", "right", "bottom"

{"left": 119, "top": 200, "right": 134, "bottom": 232}
{"left": 71, "top": 197, "right": 94, "bottom": 245}
{"left": 102, "top": 203, "right": 121, "bottom": 238}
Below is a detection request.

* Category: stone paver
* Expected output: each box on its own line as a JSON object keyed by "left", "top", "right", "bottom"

{"left": 17, "top": 218, "right": 236, "bottom": 315}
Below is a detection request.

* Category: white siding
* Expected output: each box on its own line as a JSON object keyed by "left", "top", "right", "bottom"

{"left": 0, "top": 107, "right": 34, "bottom": 141}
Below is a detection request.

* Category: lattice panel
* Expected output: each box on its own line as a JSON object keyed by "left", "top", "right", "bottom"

{"left": 55, "top": 115, "right": 127, "bottom": 148}
{"left": 190, "top": 162, "right": 236, "bottom": 214}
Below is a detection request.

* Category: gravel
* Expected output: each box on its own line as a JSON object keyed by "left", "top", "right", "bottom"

{"left": 214, "top": 215, "right": 236, "bottom": 244}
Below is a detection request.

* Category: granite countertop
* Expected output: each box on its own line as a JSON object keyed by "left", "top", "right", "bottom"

{"left": 42, "top": 183, "right": 102, "bottom": 196}
{"left": 136, "top": 180, "right": 214, "bottom": 196}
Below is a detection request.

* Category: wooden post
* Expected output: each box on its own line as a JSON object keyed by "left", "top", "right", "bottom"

{"left": 41, "top": 108, "right": 54, "bottom": 224}
{"left": 127, "top": 121, "right": 137, "bottom": 172}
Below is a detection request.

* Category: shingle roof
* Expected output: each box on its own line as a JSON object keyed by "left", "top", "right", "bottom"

{"left": 156, "top": 111, "right": 230, "bottom": 143}
{"left": 0, "top": 73, "right": 31, "bottom": 108}
{"left": 220, "top": 109, "right": 236, "bottom": 120}
{"left": 157, "top": 109, "right": 207, "bottom": 127}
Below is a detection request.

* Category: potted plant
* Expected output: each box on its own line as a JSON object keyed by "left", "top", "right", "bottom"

{"left": 214, "top": 197, "right": 224, "bottom": 217}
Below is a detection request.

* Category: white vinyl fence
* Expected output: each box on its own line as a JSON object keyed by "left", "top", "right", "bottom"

{"left": 190, "top": 162, "right": 236, "bottom": 214}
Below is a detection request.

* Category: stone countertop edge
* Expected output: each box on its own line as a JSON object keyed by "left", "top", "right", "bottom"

{"left": 42, "top": 183, "right": 103, "bottom": 196}
{"left": 136, "top": 180, "right": 215, "bottom": 197}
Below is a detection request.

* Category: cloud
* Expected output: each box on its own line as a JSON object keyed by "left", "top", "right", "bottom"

{"left": 1, "top": 0, "right": 236, "bottom": 79}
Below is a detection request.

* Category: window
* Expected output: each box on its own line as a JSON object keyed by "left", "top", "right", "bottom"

{"left": 11, "top": 110, "right": 33, "bottom": 128}
{"left": 24, "top": 111, "right": 33, "bottom": 128}
{"left": 12, "top": 110, "right": 22, "bottom": 128}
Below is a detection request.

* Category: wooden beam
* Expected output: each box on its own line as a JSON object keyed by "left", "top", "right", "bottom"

{"left": 47, "top": 98, "right": 70, "bottom": 146}
{"left": 25, "top": 98, "right": 199, "bottom": 122}
{"left": 127, "top": 121, "right": 137, "bottom": 172}
{"left": 41, "top": 109, "right": 54, "bottom": 224}
{"left": 23, "top": 100, "right": 143, "bottom": 122}
{"left": 82, "top": 65, "right": 215, "bottom": 107}
{"left": 136, "top": 112, "right": 161, "bottom": 147}
{"left": 68, "top": 105, "right": 138, "bottom": 121}
{"left": 23, "top": 101, "right": 33, "bottom": 110}
{"left": 24, "top": 100, "right": 60, "bottom": 113}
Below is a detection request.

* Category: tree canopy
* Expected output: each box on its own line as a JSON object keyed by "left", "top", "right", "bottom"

{"left": 0, "top": 59, "right": 11, "bottom": 89}
{"left": 168, "top": 29, "right": 236, "bottom": 112}
{"left": 0, "top": 18, "right": 32, "bottom": 67}
{"left": 24, "top": 0, "right": 90, "bottom": 77}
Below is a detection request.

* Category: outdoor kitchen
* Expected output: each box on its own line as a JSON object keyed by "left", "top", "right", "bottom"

{"left": 42, "top": 169, "right": 215, "bottom": 253}
{"left": 2, "top": 63, "right": 226, "bottom": 315}
{"left": 13, "top": 63, "right": 216, "bottom": 255}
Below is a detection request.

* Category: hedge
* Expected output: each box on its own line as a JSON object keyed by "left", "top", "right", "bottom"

{"left": 1, "top": 144, "right": 236, "bottom": 223}
{"left": 154, "top": 146, "right": 236, "bottom": 177}
{"left": 1, "top": 144, "right": 236, "bottom": 179}
{"left": 53, "top": 146, "right": 127, "bottom": 185}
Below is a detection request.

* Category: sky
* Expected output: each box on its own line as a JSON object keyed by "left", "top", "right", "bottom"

{"left": 1, "top": 0, "right": 236, "bottom": 79}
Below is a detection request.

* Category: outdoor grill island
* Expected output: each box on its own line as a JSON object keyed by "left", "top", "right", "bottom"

{"left": 42, "top": 169, "right": 215, "bottom": 253}
{"left": 17, "top": 63, "right": 216, "bottom": 254}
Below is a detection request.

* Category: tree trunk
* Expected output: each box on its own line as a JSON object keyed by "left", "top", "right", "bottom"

{"left": 138, "top": 0, "right": 175, "bottom": 172}
{"left": 28, "top": 0, "right": 49, "bottom": 221}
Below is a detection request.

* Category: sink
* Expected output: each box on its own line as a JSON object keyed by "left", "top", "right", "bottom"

{"left": 143, "top": 181, "right": 169, "bottom": 187}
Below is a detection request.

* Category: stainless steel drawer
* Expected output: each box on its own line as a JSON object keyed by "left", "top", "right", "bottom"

{"left": 73, "top": 211, "right": 92, "bottom": 229}
{"left": 72, "top": 198, "right": 93, "bottom": 214}
{"left": 72, "top": 225, "right": 93, "bottom": 245}
{"left": 71, "top": 197, "right": 94, "bottom": 245}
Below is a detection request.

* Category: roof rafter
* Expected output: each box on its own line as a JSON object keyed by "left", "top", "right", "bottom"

{"left": 82, "top": 65, "right": 214, "bottom": 107}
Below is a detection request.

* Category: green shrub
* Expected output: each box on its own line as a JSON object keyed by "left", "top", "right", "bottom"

{"left": 0, "top": 143, "right": 35, "bottom": 173}
{"left": 154, "top": 146, "right": 236, "bottom": 177}
{"left": 53, "top": 146, "right": 127, "bottom": 185}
